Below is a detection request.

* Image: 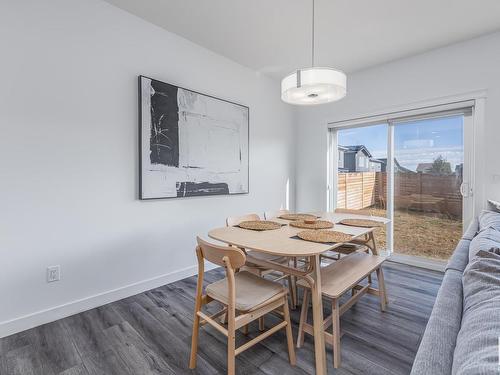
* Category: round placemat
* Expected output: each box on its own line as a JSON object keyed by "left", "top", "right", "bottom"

{"left": 297, "top": 230, "right": 353, "bottom": 243}
{"left": 290, "top": 220, "right": 334, "bottom": 229}
{"left": 338, "top": 218, "right": 383, "bottom": 228}
{"left": 238, "top": 220, "right": 282, "bottom": 231}
{"left": 279, "top": 213, "right": 318, "bottom": 221}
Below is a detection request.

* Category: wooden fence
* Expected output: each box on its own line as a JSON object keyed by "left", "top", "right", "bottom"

{"left": 337, "top": 172, "right": 462, "bottom": 218}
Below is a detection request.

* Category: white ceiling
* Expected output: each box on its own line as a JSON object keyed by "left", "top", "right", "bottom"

{"left": 104, "top": 0, "right": 500, "bottom": 79}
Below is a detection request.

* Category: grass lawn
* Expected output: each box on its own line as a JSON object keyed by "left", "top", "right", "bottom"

{"left": 350, "top": 207, "right": 462, "bottom": 260}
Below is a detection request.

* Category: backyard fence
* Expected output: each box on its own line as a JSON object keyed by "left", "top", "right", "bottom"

{"left": 337, "top": 171, "right": 462, "bottom": 218}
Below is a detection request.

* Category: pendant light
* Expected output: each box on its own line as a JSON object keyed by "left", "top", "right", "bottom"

{"left": 281, "top": 0, "right": 347, "bottom": 105}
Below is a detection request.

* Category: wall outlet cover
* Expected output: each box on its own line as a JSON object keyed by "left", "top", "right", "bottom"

{"left": 47, "top": 265, "right": 60, "bottom": 283}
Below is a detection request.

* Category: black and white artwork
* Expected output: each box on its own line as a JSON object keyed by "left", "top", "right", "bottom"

{"left": 139, "top": 76, "right": 249, "bottom": 199}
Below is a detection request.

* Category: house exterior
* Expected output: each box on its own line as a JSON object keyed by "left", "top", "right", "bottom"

{"left": 416, "top": 163, "right": 433, "bottom": 173}
{"left": 338, "top": 145, "right": 384, "bottom": 173}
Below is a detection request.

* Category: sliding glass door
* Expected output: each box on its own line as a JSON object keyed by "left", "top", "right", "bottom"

{"left": 333, "top": 124, "right": 389, "bottom": 252}
{"left": 329, "top": 106, "right": 474, "bottom": 263}
{"left": 392, "top": 115, "right": 465, "bottom": 260}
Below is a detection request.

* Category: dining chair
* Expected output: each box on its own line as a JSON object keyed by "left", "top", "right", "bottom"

{"left": 263, "top": 209, "right": 289, "bottom": 220}
{"left": 263, "top": 209, "right": 307, "bottom": 307}
{"left": 189, "top": 237, "right": 296, "bottom": 374}
{"left": 296, "top": 252, "right": 387, "bottom": 368}
{"left": 226, "top": 214, "right": 297, "bottom": 311}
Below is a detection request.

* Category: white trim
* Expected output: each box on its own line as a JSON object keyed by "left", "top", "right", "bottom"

{"left": 472, "top": 97, "right": 487, "bottom": 213}
{"left": 386, "top": 124, "right": 395, "bottom": 254}
{"left": 327, "top": 90, "right": 486, "bottom": 129}
{"left": 388, "top": 254, "right": 446, "bottom": 273}
{"left": 327, "top": 129, "right": 338, "bottom": 211}
{"left": 0, "top": 263, "right": 217, "bottom": 338}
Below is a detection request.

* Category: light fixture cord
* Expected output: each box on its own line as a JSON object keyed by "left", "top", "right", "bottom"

{"left": 311, "top": 0, "right": 315, "bottom": 67}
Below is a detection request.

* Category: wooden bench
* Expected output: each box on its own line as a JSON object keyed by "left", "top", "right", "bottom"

{"left": 296, "top": 252, "right": 388, "bottom": 368}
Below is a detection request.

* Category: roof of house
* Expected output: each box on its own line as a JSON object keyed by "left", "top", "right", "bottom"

{"left": 339, "top": 145, "right": 372, "bottom": 158}
{"left": 416, "top": 163, "right": 433, "bottom": 172}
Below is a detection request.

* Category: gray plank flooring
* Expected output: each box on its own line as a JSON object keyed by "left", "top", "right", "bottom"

{"left": 0, "top": 262, "right": 443, "bottom": 375}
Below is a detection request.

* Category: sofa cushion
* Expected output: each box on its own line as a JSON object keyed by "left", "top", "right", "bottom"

{"left": 452, "top": 249, "right": 500, "bottom": 375}
{"left": 478, "top": 209, "right": 500, "bottom": 232}
{"left": 487, "top": 199, "right": 500, "bottom": 213}
{"left": 468, "top": 227, "right": 500, "bottom": 261}
{"left": 410, "top": 269, "right": 463, "bottom": 375}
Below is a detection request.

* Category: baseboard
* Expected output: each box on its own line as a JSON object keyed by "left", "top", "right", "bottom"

{"left": 0, "top": 263, "right": 217, "bottom": 338}
{"left": 388, "top": 254, "right": 446, "bottom": 272}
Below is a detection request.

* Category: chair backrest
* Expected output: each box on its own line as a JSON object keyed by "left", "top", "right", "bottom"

{"left": 264, "top": 209, "right": 289, "bottom": 220}
{"left": 334, "top": 208, "right": 361, "bottom": 214}
{"left": 196, "top": 236, "right": 246, "bottom": 269}
{"left": 226, "top": 213, "right": 260, "bottom": 227}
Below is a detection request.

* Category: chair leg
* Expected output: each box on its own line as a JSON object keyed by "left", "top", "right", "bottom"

{"left": 282, "top": 297, "right": 297, "bottom": 366}
{"left": 376, "top": 267, "right": 387, "bottom": 311}
{"left": 227, "top": 324, "right": 236, "bottom": 375}
{"left": 293, "top": 258, "right": 299, "bottom": 306}
{"left": 288, "top": 275, "right": 297, "bottom": 310}
{"left": 189, "top": 312, "right": 200, "bottom": 369}
{"left": 297, "top": 289, "right": 310, "bottom": 348}
{"left": 332, "top": 299, "right": 341, "bottom": 368}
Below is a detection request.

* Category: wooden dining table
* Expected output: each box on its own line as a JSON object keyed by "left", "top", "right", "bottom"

{"left": 208, "top": 211, "right": 390, "bottom": 374}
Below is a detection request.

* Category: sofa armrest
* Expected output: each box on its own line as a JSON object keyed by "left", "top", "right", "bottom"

{"left": 411, "top": 269, "right": 463, "bottom": 375}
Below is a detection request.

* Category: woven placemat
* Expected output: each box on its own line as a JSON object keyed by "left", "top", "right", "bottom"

{"left": 338, "top": 218, "right": 383, "bottom": 228}
{"left": 297, "top": 230, "right": 353, "bottom": 244}
{"left": 290, "top": 220, "right": 334, "bottom": 229}
{"left": 238, "top": 220, "right": 282, "bottom": 231}
{"left": 279, "top": 213, "right": 318, "bottom": 221}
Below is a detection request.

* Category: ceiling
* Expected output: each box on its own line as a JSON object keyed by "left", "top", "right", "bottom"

{"left": 104, "top": 0, "right": 500, "bottom": 79}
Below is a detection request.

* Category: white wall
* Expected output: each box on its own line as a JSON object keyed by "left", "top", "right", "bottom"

{"left": 295, "top": 31, "right": 500, "bottom": 212}
{"left": 0, "top": 0, "right": 295, "bottom": 336}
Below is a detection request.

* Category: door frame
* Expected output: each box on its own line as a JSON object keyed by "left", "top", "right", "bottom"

{"left": 327, "top": 91, "right": 486, "bottom": 267}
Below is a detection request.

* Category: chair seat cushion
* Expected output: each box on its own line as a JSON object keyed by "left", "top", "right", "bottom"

{"left": 206, "top": 271, "right": 285, "bottom": 311}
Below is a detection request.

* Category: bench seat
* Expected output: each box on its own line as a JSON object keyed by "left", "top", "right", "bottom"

{"left": 297, "top": 252, "right": 386, "bottom": 298}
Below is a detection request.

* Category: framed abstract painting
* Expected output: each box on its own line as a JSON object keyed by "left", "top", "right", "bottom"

{"left": 139, "top": 76, "right": 249, "bottom": 199}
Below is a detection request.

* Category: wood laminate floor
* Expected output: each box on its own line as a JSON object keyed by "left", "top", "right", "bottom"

{"left": 0, "top": 261, "right": 443, "bottom": 375}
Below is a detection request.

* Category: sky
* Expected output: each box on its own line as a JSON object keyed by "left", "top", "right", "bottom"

{"left": 338, "top": 115, "right": 464, "bottom": 172}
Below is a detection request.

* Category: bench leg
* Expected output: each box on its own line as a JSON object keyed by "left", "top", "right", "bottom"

{"left": 297, "top": 289, "right": 310, "bottom": 348}
{"left": 376, "top": 267, "right": 387, "bottom": 311}
{"left": 258, "top": 316, "right": 265, "bottom": 331}
{"left": 332, "top": 298, "right": 341, "bottom": 368}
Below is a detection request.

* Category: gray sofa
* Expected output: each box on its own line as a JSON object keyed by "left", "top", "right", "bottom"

{"left": 411, "top": 212, "right": 500, "bottom": 375}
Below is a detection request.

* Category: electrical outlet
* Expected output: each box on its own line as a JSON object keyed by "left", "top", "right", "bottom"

{"left": 47, "top": 265, "right": 60, "bottom": 283}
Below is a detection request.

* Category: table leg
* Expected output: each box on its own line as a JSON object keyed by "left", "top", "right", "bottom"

{"left": 309, "top": 255, "right": 327, "bottom": 375}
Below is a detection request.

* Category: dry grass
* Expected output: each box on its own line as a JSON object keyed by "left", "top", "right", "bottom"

{"left": 351, "top": 207, "right": 462, "bottom": 260}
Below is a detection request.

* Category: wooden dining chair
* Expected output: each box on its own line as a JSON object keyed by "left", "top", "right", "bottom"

{"left": 263, "top": 209, "right": 289, "bottom": 220}
{"left": 226, "top": 214, "right": 297, "bottom": 310}
{"left": 189, "top": 237, "right": 296, "bottom": 374}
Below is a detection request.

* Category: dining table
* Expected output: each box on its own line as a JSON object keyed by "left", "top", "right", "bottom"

{"left": 208, "top": 211, "right": 390, "bottom": 374}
